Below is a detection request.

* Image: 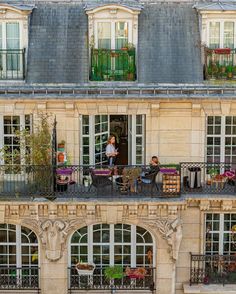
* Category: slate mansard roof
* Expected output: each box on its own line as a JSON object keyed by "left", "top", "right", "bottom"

{"left": 27, "top": 2, "right": 203, "bottom": 84}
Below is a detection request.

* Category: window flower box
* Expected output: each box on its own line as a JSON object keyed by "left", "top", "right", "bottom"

{"left": 214, "top": 48, "right": 231, "bottom": 54}
{"left": 125, "top": 267, "right": 147, "bottom": 279}
{"left": 75, "top": 262, "right": 95, "bottom": 275}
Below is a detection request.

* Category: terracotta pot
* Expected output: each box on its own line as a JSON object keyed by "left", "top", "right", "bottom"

{"left": 58, "top": 152, "right": 65, "bottom": 163}
{"left": 58, "top": 144, "right": 65, "bottom": 149}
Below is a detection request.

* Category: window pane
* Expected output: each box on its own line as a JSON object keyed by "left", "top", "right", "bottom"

{"left": 98, "top": 23, "right": 111, "bottom": 49}
{"left": 209, "top": 22, "right": 220, "bottom": 49}
{"left": 115, "top": 22, "right": 128, "bottom": 49}
{"left": 224, "top": 22, "right": 234, "bottom": 49}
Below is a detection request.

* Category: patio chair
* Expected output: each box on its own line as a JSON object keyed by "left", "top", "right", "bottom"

{"left": 90, "top": 170, "right": 113, "bottom": 194}
{"left": 139, "top": 170, "right": 160, "bottom": 196}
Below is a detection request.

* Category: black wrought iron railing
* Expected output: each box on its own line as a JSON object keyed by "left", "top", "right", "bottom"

{"left": 0, "top": 163, "right": 235, "bottom": 200}
{"left": 190, "top": 254, "right": 236, "bottom": 285}
{"left": 0, "top": 164, "right": 179, "bottom": 199}
{"left": 205, "top": 48, "right": 236, "bottom": 80}
{"left": 68, "top": 267, "right": 155, "bottom": 292}
{"left": 0, "top": 267, "right": 40, "bottom": 290}
{"left": 180, "top": 162, "right": 236, "bottom": 195}
{"left": 90, "top": 48, "right": 136, "bottom": 81}
{"left": 0, "top": 49, "right": 25, "bottom": 80}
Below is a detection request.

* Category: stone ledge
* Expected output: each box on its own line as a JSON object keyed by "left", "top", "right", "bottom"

{"left": 184, "top": 283, "right": 236, "bottom": 293}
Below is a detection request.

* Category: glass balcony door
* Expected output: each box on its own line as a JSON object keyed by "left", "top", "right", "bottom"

{"left": 97, "top": 21, "right": 128, "bottom": 50}
{"left": 0, "top": 22, "right": 23, "bottom": 79}
{"left": 80, "top": 115, "right": 145, "bottom": 166}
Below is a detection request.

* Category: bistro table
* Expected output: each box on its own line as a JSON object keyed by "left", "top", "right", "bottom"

{"left": 90, "top": 169, "right": 113, "bottom": 192}
{"left": 56, "top": 167, "right": 73, "bottom": 192}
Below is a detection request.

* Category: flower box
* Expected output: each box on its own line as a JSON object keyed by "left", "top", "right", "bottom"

{"left": 75, "top": 262, "right": 95, "bottom": 275}
{"left": 214, "top": 48, "right": 231, "bottom": 54}
{"left": 125, "top": 267, "right": 147, "bottom": 279}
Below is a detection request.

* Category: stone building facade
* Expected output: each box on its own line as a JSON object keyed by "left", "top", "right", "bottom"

{"left": 0, "top": 1, "right": 236, "bottom": 294}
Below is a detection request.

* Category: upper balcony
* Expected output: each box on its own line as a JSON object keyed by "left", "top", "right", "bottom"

{"left": 205, "top": 48, "right": 236, "bottom": 81}
{"left": 0, "top": 163, "right": 235, "bottom": 201}
{"left": 0, "top": 49, "right": 25, "bottom": 80}
{"left": 90, "top": 48, "right": 136, "bottom": 82}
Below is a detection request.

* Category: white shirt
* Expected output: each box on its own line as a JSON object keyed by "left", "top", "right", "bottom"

{"left": 106, "top": 144, "right": 116, "bottom": 156}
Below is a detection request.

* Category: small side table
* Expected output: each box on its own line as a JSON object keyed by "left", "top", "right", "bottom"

{"left": 211, "top": 176, "right": 227, "bottom": 190}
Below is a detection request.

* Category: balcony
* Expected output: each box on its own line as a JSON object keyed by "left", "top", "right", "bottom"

{"left": 205, "top": 48, "right": 236, "bottom": 80}
{"left": 0, "top": 49, "right": 25, "bottom": 80}
{"left": 90, "top": 48, "right": 136, "bottom": 81}
{"left": 0, "top": 267, "right": 40, "bottom": 291}
{"left": 68, "top": 266, "right": 155, "bottom": 292}
{"left": 190, "top": 254, "right": 236, "bottom": 285}
{"left": 0, "top": 163, "right": 235, "bottom": 201}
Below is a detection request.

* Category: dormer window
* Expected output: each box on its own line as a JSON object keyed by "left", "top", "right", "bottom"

{"left": 0, "top": 4, "right": 34, "bottom": 80}
{"left": 194, "top": 2, "right": 236, "bottom": 80}
{"left": 85, "top": 4, "right": 142, "bottom": 81}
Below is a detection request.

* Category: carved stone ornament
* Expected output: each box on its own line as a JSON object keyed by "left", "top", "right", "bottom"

{"left": 145, "top": 218, "right": 183, "bottom": 261}
{"left": 22, "top": 218, "right": 81, "bottom": 262}
{"left": 40, "top": 220, "right": 68, "bottom": 261}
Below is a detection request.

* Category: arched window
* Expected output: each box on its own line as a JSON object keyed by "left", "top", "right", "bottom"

{"left": 0, "top": 224, "right": 39, "bottom": 289}
{"left": 70, "top": 224, "right": 154, "bottom": 267}
{"left": 69, "top": 224, "right": 154, "bottom": 290}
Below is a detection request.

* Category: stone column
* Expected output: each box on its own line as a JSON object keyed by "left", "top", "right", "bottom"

{"left": 41, "top": 247, "right": 68, "bottom": 294}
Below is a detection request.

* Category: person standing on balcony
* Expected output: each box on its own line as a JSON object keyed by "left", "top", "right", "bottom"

{"left": 106, "top": 135, "right": 119, "bottom": 166}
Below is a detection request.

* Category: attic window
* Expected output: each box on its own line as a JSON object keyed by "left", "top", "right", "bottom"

{"left": 0, "top": 4, "right": 34, "bottom": 80}
{"left": 85, "top": 4, "right": 142, "bottom": 82}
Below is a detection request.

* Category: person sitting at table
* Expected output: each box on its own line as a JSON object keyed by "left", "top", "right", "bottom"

{"left": 141, "top": 156, "right": 160, "bottom": 183}
{"left": 105, "top": 135, "right": 119, "bottom": 166}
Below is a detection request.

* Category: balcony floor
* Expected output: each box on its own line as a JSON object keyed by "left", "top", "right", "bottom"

{"left": 0, "top": 181, "right": 235, "bottom": 202}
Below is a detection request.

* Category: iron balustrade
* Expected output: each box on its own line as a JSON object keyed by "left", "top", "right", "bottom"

{"left": 190, "top": 254, "right": 236, "bottom": 285}
{"left": 90, "top": 48, "right": 136, "bottom": 81}
{"left": 205, "top": 48, "right": 236, "bottom": 80}
{"left": 180, "top": 162, "right": 236, "bottom": 195}
{"left": 0, "top": 164, "right": 180, "bottom": 200}
{"left": 0, "top": 49, "right": 25, "bottom": 80}
{"left": 68, "top": 267, "right": 155, "bottom": 292}
{"left": 0, "top": 163, "right": 235, "bottom": 200}
{"left": 0, "top": 267, "right": 40, "bottom": 290}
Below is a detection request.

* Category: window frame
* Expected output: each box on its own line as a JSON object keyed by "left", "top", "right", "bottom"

{"left": 206, "top": 19, "right": 236, "bottom": 49}
{"left": 205, "top": 213, "right": 236, "bottom": 255}
{"left": 69, "top": 224, "right": 155, "bottom": 268}
{"left": 206, "top": 115, "right": 236, "bottom": 164}
{"left": 0, "top": 114, "right": 32, "bottom": 166}
{"left": 0, "top": 224, "right": 39, "bottom": 268}
{"left": 94, "top": 19, "right": 133, "bottom": 49}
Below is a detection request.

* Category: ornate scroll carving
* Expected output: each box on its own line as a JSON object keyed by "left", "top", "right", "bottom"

{"left": 22, "top": 218, "right": 82, "bottom": 262}
{"left": 146, "top": 218, "right": 183, "bottom": 261}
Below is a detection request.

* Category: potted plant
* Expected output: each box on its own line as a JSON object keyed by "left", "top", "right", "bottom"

{"left": 227, "top": 65, "right": 233, "bottom": 79}
{"left": 58, "top": 140, "right": 65, "bottom": 151}
{"left": 125, "top": 267, "right": 147, "bottom": 279}
{"left": 127, "top": 63, "right": 135, "bottom": 81}
{"left": 104, "top": 265, "right": 124, "bottom": 280}
{"left": 75, "top": 262, "right": 95, "bottom": 275}
{"left": 208, "top": 168, "right": 218, "bottom": 178}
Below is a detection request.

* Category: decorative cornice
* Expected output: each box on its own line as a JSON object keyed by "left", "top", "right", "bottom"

{"left": 0, "top": 4, "right": 35, "bottom": 15}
